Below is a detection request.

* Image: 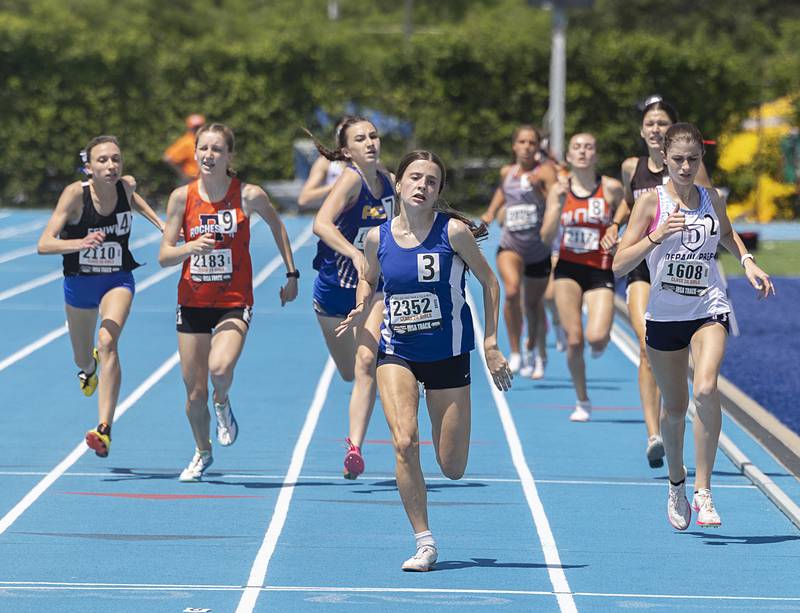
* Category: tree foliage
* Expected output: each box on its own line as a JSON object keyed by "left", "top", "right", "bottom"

{"left": 1, "top": 0, "right": 798, "bottom": 209}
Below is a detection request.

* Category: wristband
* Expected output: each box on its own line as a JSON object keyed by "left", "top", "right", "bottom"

{"left": 609, "top": 221, "right": 620, "bottom": 229}
{"left": 740, "top": 253, "right": 755, "bottom": 268}
{"left": 647, "top": 232, "right": 662, "bottom": 245}
{"left": 286, "top": 270, "right": 300, "bottom": 279}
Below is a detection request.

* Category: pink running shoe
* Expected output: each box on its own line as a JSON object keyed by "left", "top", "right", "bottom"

{"left": 343, "top": 438, "right": 364, "bottom": 480}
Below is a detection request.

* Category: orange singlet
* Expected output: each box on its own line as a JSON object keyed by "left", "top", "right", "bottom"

{"left": 558, "top": 179, "right": 614, "bottom": 271}
{"left": 178, "top": 178, "right": 253, "bottom": 308}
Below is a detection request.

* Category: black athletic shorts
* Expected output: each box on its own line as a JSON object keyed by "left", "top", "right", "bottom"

{"left": 645, "top": 313, "right": 730, "bottom": 351}
{"left": 626, "top": 259, "right": 651, "bottom": 286}
{"left": 377, "top": 351, "right": 471, "bottom": 390}
{"left": 496, "top": 248, "right": 552, "bottom": 279}
{"left": 176, "top": 306, "right": 253, "bottom": 334}
{"left": 553, "top": 259, "right": 615, "bottom": 293}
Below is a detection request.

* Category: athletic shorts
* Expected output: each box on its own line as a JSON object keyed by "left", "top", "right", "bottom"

{"left": 63, "top": 271, "right": 135, "bottom": 309}
{"left": 496, "top": 248, "right": 552, "bottom": 279}
{"left": 176, "top": 305, "right": 252, "bottom": 334}
{"left": 626, "top": 259, "right": 651, "bottom": 286}
{"left": 313, "top": 276, "right": 356, "bottom": 318}
{"left": 553, "top": 259, "right": 615, "bottom": 293}
{"left": 645, "top": 313, "right": 730, "bottom": 351}
{"left": 377, "top": 351, "right": 471, "bottom": 390}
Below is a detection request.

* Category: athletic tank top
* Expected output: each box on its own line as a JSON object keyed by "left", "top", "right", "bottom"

{"left": 557, "top": 178, "right": 614, "bottom": 270}
{"left": 312, "top": 166, "right": 395, "bottom": 289}
{"left": 631, "top": 156, "right": 668, "bottom": 203}
{"left": 498, "top": 164, "right": 549, "bottom": 263}
{"left": 61, "top": 180, "right": 140, "bottom": 276}
{"left": 178, "top": 178, "right": 253, "bottom": 308}
{"left": 645, "top": 185, "right": 729, "bottom": 322}
{"left": 325, "top": 160, "right": 345, "bottom": 186}
{"left": 378, "top": 213, "right": 475, "bottom": 362}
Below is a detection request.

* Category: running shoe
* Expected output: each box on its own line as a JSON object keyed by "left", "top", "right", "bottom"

{"left": 519, "top": 349, "right": 534, "bottom": 378}
{"left": 343, "top": 437, "right": 365, "bottom": 480}
{"left": 507, "top": 352, "right": 521, "bottom": 374}
{"left": 85, "top": 426, "right": 110, "bottom": 458}
{"left": 179, "top": 449, "right": 214, "bottom": 482}
{"left": 78, "top": 348, "right": 99, "bottom": 397}
{"left": 401, "top": 544, "right": 438, "bottom": 572}
{"left": 531, "top": 354, "right": 545, "bottom": 380}
{"left": 214, "top": 397, "right": 238, "bottom": 446}
{"left": 569, "top": 400, "right": 591, "bottom": 422}
{"left": 692, "top": 488, "right": 721, "bottom": 528}
{"left": 555, "top": 326, "right": 567, "bottom": 352}
{"left": 667, "top": 470, "right": 691, "bottom": 530}
{"left": 646, "top": 434, "right": 665, "bottom": 468}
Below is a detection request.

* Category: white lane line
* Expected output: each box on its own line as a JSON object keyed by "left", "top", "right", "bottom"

{"left": 0, "top": 219, "right": 47, "bottom": 240}
{"left": 0, "top": 211, "right": 12, "bottom": 221}
{"left": 0, "top": 231, "right": 161, "bottom": 303}
{"left": 611, "top": 320, "right": 800, "bottom": 530}
{"left": 235, "top": 358, "right": 336, "bottom": 613}
{"left": 0, "top": 471, "right": 758, "bottom": 489}
{"left": 0, "top": 353, "right": 180, "bottom": 537}
{"left": 0, "top": 582, "right": 798, "bottom": 603}
{"left": 466, "top": 287, "right": 577, "bottom": 613}
{"left": 0, "top": 244, "right": 37, "bottom": 264}
{"left": 0, "top": 223, "right": 312, "bottom": 536}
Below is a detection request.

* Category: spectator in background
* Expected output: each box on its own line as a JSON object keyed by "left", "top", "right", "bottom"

{"left": 164, "top": 114, "right": 206, "bottom": 183}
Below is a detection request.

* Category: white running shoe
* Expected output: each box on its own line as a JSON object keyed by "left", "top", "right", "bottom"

{"left": 692, "top": 488, "right": 721, "bottom": 528}
{"left": 569, "top": 400, "right": 591, "bottom": 422}
{"left": 508, "top": 352, "right": 521, "bottom": 374}
{"left": 667, "top": 472, "right": 691, "bottom": 530}
{"left": 555, "top": 326, "right": 567, "bottom": 352}
{"left": 214, "top": 397, "right": 239, "bottom": 446}
{"left": 179, "top": 449, "right": 214, "bottom": 482}
{"left": 531, "top": 354, "right": 545, "bottom": 380}
{"left": 646, "top": 434, "right": 665, "bottom": 468}
{"left": 401, "top": 544, "right": 438, "bottom": 572}
{"left": 519, "top": 349, "right": 534, "bottom": 378}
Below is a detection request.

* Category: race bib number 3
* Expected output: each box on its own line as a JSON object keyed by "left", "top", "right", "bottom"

{"left": 563, "top": 227, "right": 600, "bottom": 253}
{"left": 190, "top": 248, "right": 233, "bottom": 282}
{"left": 389, "top": 292, "right": 442, "bottom": 334}
{"left": 79, "top": 241, "right": 122, "bottom": 272}
{"left": 660, "top": 260, "right": 711, "bottom": 296}
{"left": 505, "top": 204, "right": 539, "bottom": 232}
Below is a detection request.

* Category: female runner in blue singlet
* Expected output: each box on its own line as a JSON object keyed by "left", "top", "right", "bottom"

{"left": 337, "top": 150, "right": 511, "bottom": 572}
{"left": 309, "top": 117, "right": 396, "bottom": 479}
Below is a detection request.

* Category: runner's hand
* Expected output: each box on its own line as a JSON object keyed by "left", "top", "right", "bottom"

{"left": 280, "top": 277, "right": 298, "bottom": 306}
{"left": 652, "top": 211, "right": 685, "bottom": 242}
{"left": 486, "top": 346, "right": 512, "bottom": 391}
{"left": 335, "top": 301, "right": 367, "bottom": 337}
{"left": 188, "top": 233, "right": 216, "bottom": 255}
{"left": 79, "top": 231, "right": 105, "bottom": 250}
{"left": 744, "top": 260, "right": 775, "bottom": 299}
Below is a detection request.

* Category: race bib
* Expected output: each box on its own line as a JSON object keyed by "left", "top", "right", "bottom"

{"left": 563, "top": 227, "right": 600, "bottom": 253}
{"left": 190, "top": 248, "right": 233, "bottom": 282}
{"left": 353, "top": 226, "right": 372, "bottom": 251}
{"left": 660, "top": 260, "right": 710, "bottom": 296}
{"left": 505, "top": 204, "right": 539, "bottom": 232}
{"left": 389, "top": 291, "right": 442, "bottom": 334}
{"left": 79, "top": 241, "right": 122, "bottom": 273}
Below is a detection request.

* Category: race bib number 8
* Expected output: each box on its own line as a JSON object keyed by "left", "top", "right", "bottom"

{"left": 79, "top": 241, "right": 122, "bottom": 272}
{"left": 190, "top": 248, "right": 233, "bottom": 282}
{"left": 660, "top": 260, "right": 711, "bottom": 296}
{"left": 389, "top": 291, "right": 442, "bottom": 334}
{"left": 505, "top": 204, "right": 539, "bottom": 232}
{"left": 563, "top": 227, "right": 600, "bottom": 253}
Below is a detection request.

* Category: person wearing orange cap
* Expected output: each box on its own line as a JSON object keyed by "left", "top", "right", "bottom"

{"left": 164, "top": 114, "right": 206, "bottom": 183}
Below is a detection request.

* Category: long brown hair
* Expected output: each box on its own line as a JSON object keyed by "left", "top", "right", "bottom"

{"left": 303, "top": 116, "right": 372, "bottom": 162}
{"left": 395, "top": 150, "right": 488, "bottom": 241}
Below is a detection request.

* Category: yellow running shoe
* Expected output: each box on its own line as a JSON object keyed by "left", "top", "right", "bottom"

{"left": 85, "top": 426, "right": 111, "bottom": 458}
{"left": 78, "top": 348, "right": 99, "bottom": 397}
